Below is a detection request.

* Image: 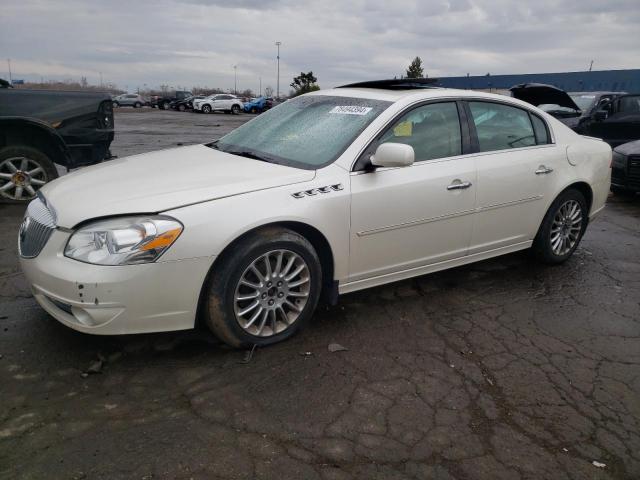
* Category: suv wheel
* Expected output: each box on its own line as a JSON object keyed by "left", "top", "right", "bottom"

{"left": 231, "top": 104, "right": 241, "bottom": 115}
{"left": 161, "top": 101, "right": 170, "bottom": 110}
{"left": 532, "top": 188, "right": 588, "bottom": 264}
{"left": 0, "top": 146, "right": 59, "bottom": 202}
{"left": 205, "top": 227, "right": 322, "bottom": 348}
{"left": 134, "top": 102, "right": 142, "bottom": 108}
{"left": 202, "top": 104, "right": 212, "bottom": 114}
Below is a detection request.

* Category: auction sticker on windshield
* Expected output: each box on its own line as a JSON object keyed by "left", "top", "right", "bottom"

{"left": 330, "top": 106, "right": 373, "bottom": 115}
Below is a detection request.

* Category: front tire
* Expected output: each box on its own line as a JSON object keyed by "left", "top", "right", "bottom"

{"left": 202, "top": 105, "right": 212, "bottom": 114}
{"left": 0, "top": 145, "right": 59, "bottom": 202}
{"left": 205, "top": 228, "right": 322, "bottom": 348}
{"left": 134, "top": 102, "right": 142, "bottom": 108}
{"left": 231, "top": 104, "right": 241, "bottom": 115}
{"left": 532, "top": 189, "right": 588, "bottom": 264}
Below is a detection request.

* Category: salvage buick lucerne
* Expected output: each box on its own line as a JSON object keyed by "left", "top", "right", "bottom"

{"left": 18, "top": 79, "right": 612, "bottom": 347}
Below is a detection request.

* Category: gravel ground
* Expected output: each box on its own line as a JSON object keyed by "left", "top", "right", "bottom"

{"left": 1, "top": 108, "right": 639, "bottom": 480}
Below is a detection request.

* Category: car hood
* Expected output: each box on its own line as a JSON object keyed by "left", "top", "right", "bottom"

{"left": 41, "top": 144, "right": 316, "bottom": 228}
{"left": 614, "top": 139, "right": 640, "bottom": 156}
{"left": 510, "top": 83, "right": 581, "bottom": 112}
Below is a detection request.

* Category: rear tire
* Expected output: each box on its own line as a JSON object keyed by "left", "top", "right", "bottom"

{"left": 205, "top": 227, "right": 322, "bottom": 348}
{"left": 231, "top": 104, "right": 241, "bottom": 115}
{"left": 532, "top": 188, "right": 588, "bottom": 264}
{"left": 0, "top": 145, "right": 59, "bottom": 203}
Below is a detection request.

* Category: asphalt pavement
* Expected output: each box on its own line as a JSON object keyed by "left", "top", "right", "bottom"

{"left": 1, "top": 108, "right": 639, "bottom": 479}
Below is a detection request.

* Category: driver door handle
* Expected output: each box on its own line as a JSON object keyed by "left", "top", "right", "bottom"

{"left": 535, "top": 165, "right": 554, "bottom": 175}
{"left": 447, "top": 181, "right": 472, "bottom": 190}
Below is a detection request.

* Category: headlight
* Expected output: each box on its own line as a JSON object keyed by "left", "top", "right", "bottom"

{"left": 64, "top": 216, "right": 183, "bottom": 265}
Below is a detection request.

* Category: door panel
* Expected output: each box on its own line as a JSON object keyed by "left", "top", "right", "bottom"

{"left": 469, "top": 146, "right": 564, "bottom": 254}
{"left": 349, "top": 157, "right": 476, "bottom": 281}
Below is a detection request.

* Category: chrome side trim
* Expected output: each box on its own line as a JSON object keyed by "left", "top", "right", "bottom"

{"left": 356, "top": 195, "right": 543, "bottom": 237}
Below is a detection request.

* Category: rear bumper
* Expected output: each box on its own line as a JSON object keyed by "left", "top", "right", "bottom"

{"left": 20, "top": 229, "right": 215, "bottom": 335}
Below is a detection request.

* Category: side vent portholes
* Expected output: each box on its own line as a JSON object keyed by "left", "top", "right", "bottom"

{"left": 292, "top": 184, "right": 343, "bottom": 199}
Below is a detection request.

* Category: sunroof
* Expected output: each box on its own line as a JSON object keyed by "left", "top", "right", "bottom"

{"left": 337, "top": 78, "right": 439, "bottom": 90}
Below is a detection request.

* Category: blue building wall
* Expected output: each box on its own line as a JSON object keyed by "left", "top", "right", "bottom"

{"left": 435, "top": 69, "right": 640, "bottom": 92}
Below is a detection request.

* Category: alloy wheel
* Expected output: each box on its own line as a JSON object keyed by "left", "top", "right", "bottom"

{"left": 233, "top": 249, "right": 311, "bottom": 337}
{"left": 0, "top": 156, "right": 48, "bottom": 201}
{"left": 550, "top": 199, "right": 582, "bottom": 256}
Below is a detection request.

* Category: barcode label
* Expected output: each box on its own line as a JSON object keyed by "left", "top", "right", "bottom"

{"left": 329, "top": 106, "right": 373, "bottom": 115}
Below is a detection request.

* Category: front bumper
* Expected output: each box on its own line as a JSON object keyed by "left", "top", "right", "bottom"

{"left": 20, "top": 229, "right": 215, "bottom": 335}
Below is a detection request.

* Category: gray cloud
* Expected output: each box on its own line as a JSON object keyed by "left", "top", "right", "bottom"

{"left": 0, "top": 0, "right": 638, "bottom": 92}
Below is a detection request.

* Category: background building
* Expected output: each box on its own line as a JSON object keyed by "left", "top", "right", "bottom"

{"left": 435, "top": 69, "right": 640, "bottom": 92}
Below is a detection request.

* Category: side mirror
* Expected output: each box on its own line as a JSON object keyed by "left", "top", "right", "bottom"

{"left": 370, "top": 143, "right": 415, "bottom": 168}
{"left": 594, "top": 109, "right": 608, "bottom": 121}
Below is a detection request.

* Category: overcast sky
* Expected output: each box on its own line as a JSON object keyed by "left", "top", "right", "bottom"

{"left": 1, "top": 0, "right": 639, "bottom": 93}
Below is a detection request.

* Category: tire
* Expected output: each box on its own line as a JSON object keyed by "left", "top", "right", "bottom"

{"left": 202, "top": 104, "right": 212, "bottom": 114}
{"left": 161, "top": 101, "right": 170, "bottom": 110}
{"left": 0, "top": 145, "right": 59, "bottom": 203}
{"left": 134, "top": 102, "right": 142, "bottom": 108}
{"left": 178, "top": 104, "right": 186, "bottom": 112}
{"left": 231, "top": 104, "right": 241, "bottom": 115}
{"left": 205, "top": 227, "right": 323, "bottom": 348}
{"left": 532, "top": 188, "right": 588, "bottom": 265}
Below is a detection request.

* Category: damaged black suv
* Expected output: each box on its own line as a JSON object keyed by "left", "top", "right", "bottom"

{"left": 0, "top": 83, "right": 114, "bottom": 202}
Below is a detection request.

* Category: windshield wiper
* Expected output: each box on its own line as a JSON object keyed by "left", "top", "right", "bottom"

{"left": 225, "top": 149, "right": 274, "bottom": 163}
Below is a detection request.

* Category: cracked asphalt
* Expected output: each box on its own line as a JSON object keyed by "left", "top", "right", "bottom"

{"left": 1, "top": 109, "right": 639, "bottom": 479}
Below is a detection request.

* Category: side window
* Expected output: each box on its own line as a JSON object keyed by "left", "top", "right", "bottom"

{"left": 530, "top": 114, "right": 550, "bottom": 145}
{"left": 378, "top": 102, "right": 462, "bottom": 161}
{"left": 469, "top": 102, "right": 536, "bottom": 152}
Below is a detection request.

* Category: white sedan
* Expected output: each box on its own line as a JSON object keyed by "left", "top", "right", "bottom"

{"left": 18, "top": 80, "right": 612, "bottom": 347}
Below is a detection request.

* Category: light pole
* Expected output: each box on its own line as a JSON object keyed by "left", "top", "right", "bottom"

{"left": 275, "top": 41, "right": 281, "bottom": 99}
{"left": 7, "top": 59, "right": 12, "bottom": 84}
{"left": 259, "top": 76, "right": 262, "bottom": 96}
{"left": 233, "top": 65, "right": 237, "bottom": 94}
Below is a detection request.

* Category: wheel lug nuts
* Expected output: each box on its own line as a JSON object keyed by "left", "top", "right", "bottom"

{"left": 277, "top": 281, "right": 283, "bottom": 287}
{"left": 268, "top": 300, "right": 274, "bottom": 306}
{"left": 278, "top": 292, "right": 284, "bottom": 298}
{"left": 261, "top": 293, "right": 267, "bottom": 299}
{"left": 267, "top": 282, "right": 272, "bottom": 287}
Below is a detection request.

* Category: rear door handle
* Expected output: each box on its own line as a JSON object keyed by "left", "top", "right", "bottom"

{"left": 447, "top": 181, "right": 472, "bottom": 190}
{"left": 535, "top": 165, "right": 554, "bottom": 175}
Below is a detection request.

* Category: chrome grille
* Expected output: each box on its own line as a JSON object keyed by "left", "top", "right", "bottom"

{"left": 18, "top": 195, "right": 57, "bottom": 258}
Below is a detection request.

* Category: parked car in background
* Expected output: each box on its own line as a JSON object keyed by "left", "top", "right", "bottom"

{"left": 18, "top": 79, "right": 611, "bottom": 347}
{"left": 243, "top": 96, "right": 272, "bottom": 114}
{"left": 611, "top": 140, "right": 640, "bottom": 196}
{"left": 193, "top": 94, "right": 243, "bottom": 114}
{"left": 112, "top": 94, "right": 146, "bottom": 108}
{"left": 510, "top": 84, "right": 640, "bottom": 147}
{"left": 170, "top": 95, "right": 205, "bottom": 112}
{"left": 0, "top": 88, "right": 114, "bottom": 202}
{"left": 151, "top": 91, "right": 193, "bottom": 110}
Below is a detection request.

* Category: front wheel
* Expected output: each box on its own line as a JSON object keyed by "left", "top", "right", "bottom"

{"left": 205, "top": 228, "right": 322, "bottom": 348}
{"left": 134, "top": 102, "right": 142, "bottom": 108}
{"left": 0, "top": 146, "right": 59, "bottom": 202}
{"left": 202, "top": 104, "right": 212, "bottom": 114}
{"left": 231, "top": 104, "right": 241, "bottom": 115}
{"left": 532, "top": 189, "right": 588, "bottom": 264}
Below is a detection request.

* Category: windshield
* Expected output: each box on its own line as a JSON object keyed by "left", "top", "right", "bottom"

{"left": 215, "top": 95, "right": 392, "bottom": 169}
{"left": 570, "top": 94, "right": 597, "bottom": 111}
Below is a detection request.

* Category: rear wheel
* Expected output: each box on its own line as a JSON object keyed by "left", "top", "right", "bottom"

{"left": 205, "top": 228, "right": 322, "bottom": 348}
{"left": 231, "top": 104, "right": 241, "bottom": 115}
{"left": 532, "top": 189, "right": 588, "bottom": 264}
{"left": 0, "top": 146, "right": 58, "bottom": 202}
